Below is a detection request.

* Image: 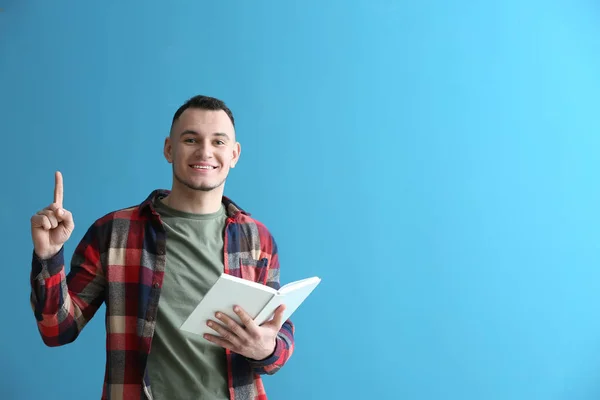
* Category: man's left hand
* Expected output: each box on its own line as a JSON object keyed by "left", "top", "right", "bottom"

{"left": 204, "top": 304, "right": 286, "bottom": 360}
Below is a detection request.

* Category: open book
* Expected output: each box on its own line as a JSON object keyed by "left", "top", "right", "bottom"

{"left": 180, "top": 273, "right": 321, "bottom": 338}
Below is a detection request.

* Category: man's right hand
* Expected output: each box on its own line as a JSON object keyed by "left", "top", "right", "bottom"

{"left": 31, "top": 171, "right": 75, "bottom": 260}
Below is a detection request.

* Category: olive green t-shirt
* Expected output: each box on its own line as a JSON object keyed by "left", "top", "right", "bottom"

{"left": 147, "top": 197, "right": 229, "bottom": 399}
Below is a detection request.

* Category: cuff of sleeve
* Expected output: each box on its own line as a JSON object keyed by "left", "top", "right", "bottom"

{"left": 247, "top": 336, "right": 282, "bottom": 369}
{"left": 31, "top": 247, "right": 65, "bottom": 280}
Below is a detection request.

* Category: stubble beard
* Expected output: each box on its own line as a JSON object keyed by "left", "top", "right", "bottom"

{"left": 173, "top": 166, "right": 226, "bottom": 192}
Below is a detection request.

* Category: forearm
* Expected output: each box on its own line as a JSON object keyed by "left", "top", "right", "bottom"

{"left": 30, "top": 247, "right": 81, "bottom": 346}
{"left": 30, "top": 245, "right": 104, "bottom": 347}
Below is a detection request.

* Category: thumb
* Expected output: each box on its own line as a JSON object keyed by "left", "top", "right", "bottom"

{"left": 270, "top": 304, "right": 286, "bottom": 329}
{"left": 57, "top": 208, "right": 75, "bottom": 232}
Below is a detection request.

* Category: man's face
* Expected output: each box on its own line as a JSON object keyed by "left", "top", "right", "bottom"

{"left": 164, "top": 108, "right": 240, "bottom": 192}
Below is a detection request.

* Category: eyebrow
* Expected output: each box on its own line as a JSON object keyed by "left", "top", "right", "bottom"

{"left": 180, "top": 130, "right": 230, "bottom": 139}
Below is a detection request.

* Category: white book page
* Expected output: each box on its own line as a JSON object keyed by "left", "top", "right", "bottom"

{"left": 254, "top": 277, "right": 321, "bottom": 326}
{"left": 180, "top": 274, "right": 275, "bottom": 338}
{"left": 279, "top": 276, "right": 322, "bottom": 295}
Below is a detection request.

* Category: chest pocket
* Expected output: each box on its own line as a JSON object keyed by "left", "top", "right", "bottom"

{"left": 239, "top": 257, "right": 269, "bottom": 284}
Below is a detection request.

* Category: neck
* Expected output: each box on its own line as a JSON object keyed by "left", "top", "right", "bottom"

{"left": 163, "top": 184, "right": 224, "bottom": 214}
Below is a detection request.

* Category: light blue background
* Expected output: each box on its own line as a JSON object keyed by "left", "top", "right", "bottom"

{"left": 2, "top": 1, "right": 600, "bottom": 399}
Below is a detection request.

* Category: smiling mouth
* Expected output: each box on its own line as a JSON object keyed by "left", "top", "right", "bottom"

{"left": 190, "top": 165, "right": 217, "bottom": 170}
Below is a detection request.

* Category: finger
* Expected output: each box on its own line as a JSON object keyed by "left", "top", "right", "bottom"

{"left": 31, "top": 214, "right": 51, "bottom": 230}
{"left": 37, "top": 209, "right": 58, "bottom": 229}
{"left": 41, "top": 215, "right": 52, "bottom": 230}
{"left": 54, "top": 171, "right": 63, "bottom": 207}
{"left": 207, "top": 318, "right": 242, "bottom": 346}
{"left": 47, "top": 202, "right": 61, "bottom": 212}
{"left": 203, "top": 333, "right": 235, "bottom": 351}
{"left": 232, "top": 306, "right": 259, "bottom": 334}
{"left": 216, "top": 311, "right": 251, "bottom": 340}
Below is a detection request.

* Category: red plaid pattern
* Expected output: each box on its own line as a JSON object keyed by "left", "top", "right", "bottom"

{"left": 30, "top": 190, "right": 294, "bottom": 399}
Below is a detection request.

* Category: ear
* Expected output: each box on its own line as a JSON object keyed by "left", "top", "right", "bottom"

{"left": 164, "top": 137, "right": 173, "bottom": 163}
{"left": 230, "top": 142, "right": 241, "bottom": 168}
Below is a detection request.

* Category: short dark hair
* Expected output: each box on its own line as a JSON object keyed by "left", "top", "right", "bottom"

{"left": 171, "top": 95, "right": 235, "bottom": 127}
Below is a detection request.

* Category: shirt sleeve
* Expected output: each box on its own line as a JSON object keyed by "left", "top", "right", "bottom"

{"left": 30, "top": 223, "right": 106, "bottom": 347}
{"left": 246, "top": 234, "right": 295, "bottom": 375}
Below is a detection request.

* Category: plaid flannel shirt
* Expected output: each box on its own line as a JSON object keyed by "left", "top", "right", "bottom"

{"left": 30, "top": 190, "right": 295, "bottom": 400}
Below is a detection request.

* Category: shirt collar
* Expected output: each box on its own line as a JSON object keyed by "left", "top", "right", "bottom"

{"left": 139, "top": 189, "right": 250, "bottom": 219}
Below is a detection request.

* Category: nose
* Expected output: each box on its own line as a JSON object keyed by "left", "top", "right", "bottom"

{"left": 194, "top": 141, "right": 213, "bottom": 159}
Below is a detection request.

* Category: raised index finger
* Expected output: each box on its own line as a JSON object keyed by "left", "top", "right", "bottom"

{"left": 54, "top": 171, "right": 63, "bottom": 207}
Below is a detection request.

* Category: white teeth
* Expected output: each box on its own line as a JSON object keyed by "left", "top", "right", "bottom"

{"left": 192, "top": 165, "right": 214, "bottom": 169}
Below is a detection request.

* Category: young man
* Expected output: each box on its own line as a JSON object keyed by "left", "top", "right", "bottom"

{"left": 29, "top": 95, "right": 294, "bottom": 400}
